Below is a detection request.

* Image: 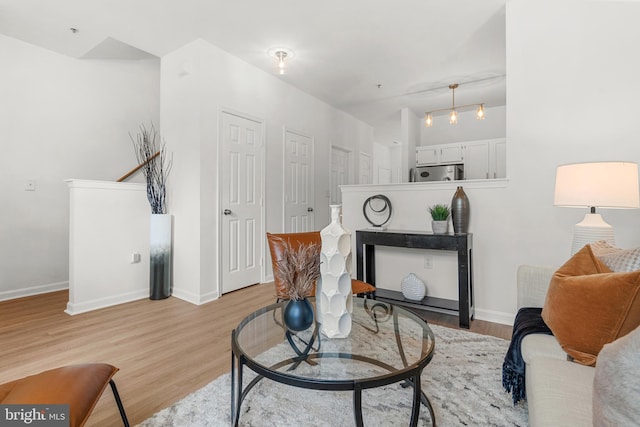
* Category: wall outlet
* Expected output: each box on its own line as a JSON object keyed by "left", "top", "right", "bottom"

{"left": 131, "top": 252, "right": 141, "bottom": 264}
{"left": 424, "top": 255, "right": 433, "bottom": 269}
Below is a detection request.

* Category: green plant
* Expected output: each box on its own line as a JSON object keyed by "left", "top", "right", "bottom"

{"left": 429, "top": 204, "right": 450, "bottom": 221}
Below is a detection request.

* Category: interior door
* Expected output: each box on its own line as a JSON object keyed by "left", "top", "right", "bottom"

{"left": 221, "top": 111, "right": 263, "bottom": 294}
{"left": 330, "top": 146, "right": 351, "bottom": 204}
{"left": 359, "top": 152, "right": 372, "bottom": 184}
{"left": 284, "top": 129, "right": 314, "bottom": 232}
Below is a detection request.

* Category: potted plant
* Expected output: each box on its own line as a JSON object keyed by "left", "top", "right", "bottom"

{"left": 131, "top": 123, "right": 173, "bottom": 300}
{"left": 429, "top": 204, "right": 450, "bottom": 234}
{"left": 273, "top": 238, "right": 321, "bottom": 331}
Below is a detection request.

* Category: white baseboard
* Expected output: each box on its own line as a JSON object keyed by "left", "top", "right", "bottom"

{"left": 65, "top": 290, "right": 147, "bottom": 315}
{"left": 474, "top": 308, "right": 515, "bottom": 326}
{"left": 0, "top": 281, "right": 69, "bottom": 302}
{"left": 172, "top": 287, "right": 220, "bottom": 305}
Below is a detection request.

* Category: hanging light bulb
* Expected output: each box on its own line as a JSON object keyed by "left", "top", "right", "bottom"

{"left": 449, "top": 110, "right": 458, "bottom": 125}
{"left": 425, "top": 113, "right": 433, "bottom": 128}
{"left": 423, "top": 83, "right": 487, "bottom": 128}
{"left": 276, "top": 51, "right": 287, "bottom": 75}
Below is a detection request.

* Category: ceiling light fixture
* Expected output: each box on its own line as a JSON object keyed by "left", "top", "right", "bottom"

{"left": 267, "top": 47, "right": 295, "bottom": 76}
{"left": 424, "top": 83, "right": 486, "bottom": 128}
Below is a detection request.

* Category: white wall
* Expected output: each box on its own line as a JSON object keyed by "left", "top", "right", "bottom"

{"left": 161, "top": 39, "right": 374, "bottom": 304}
{"left": 400, "top": 108, "right": 420, "bottom": 183}
{"left": 420, "top": 105, "right": 506, "bottom": 146}
{"left": 66, "top": 180, "right": 149, "bottom": 314}
{"left": 342, "top": 180, "right": 511, "bottom": 324}
{"left": 343, "top": 0, "right": 640, "bottom": 325}
{"left": 0, "top": 34, "right": 160, "bottom": 300}
{"left": 506, "top": 0, "right": 640, "bottom": 262}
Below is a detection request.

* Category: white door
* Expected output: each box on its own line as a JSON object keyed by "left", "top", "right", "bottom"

{"left": 359, "top": 152, "right": 372, "bottom": 184}
{"left": 330, "top": 146, "right": 351, "bottom": 204}
{"left": 221, "top": 112, "right": 263, "bottom": 294}
{"left": 284, "top": 129, "right": 315, "bottom": 232}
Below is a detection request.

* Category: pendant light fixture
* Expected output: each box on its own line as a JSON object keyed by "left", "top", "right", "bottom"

{"left": 267, "top": 47, "right": 295, "bottom": 75}
{"left": 424, "top": 83, "right": 486, "bottom": 127}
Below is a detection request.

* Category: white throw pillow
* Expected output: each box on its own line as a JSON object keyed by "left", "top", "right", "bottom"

{"left": 592, "top": 325, "right": 640, "bottom": 426}
{"left": 590, "top": 240, "right": 620, "bottom": 256}
{"left": 599, "top": 247, "right": 640, "bottom": 272}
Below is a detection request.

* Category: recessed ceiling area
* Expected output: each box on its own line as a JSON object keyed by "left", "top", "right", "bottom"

{"left": 0, "top": 0, "right": 506, "bottom": 144}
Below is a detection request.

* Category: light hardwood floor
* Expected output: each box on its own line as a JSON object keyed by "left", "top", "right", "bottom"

{"left": 0, "top": 284, "right": 512, "bottom": 426}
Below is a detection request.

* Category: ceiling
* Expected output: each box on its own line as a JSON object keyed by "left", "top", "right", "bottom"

{"left": 0, "top": 0, "right": 506, "bottom": 144}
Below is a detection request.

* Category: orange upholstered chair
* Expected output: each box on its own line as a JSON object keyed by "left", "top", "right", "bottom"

{"left": 0, "top": 363, "right": 129, "bottom": 427}
{"left": 266, "top": 231, "right": 375, "bottom": 300}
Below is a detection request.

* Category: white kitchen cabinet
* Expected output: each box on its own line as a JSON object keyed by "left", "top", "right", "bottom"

{"left": 463, "top": 138, "right": 506, "bottom": 179}
{"left": 493, "top": 139, "right": 507, "bottom": 179}
{"left": 416, "top": 143, "right": 463, "bottom": 166}
{"left": 416, "top": 146, "right": 439, "bottom": 165}
{"left": 440, "top": 144, "right": 464, "bottom": 163}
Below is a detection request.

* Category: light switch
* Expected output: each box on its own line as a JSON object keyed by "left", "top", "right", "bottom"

{"left": 25, "top": 180, "right": 36, "bottom": 191}
{"left": 131, "top": 252, "right": 141, "bottom": 264}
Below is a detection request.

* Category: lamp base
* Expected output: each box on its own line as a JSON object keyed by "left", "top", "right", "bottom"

{"left": 571, "top": 213, "right": 615, "bottom": 255}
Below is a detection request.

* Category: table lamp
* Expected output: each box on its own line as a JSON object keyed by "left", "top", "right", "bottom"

{"left": 554, "top": 161, "right": 640, "bottom": 254}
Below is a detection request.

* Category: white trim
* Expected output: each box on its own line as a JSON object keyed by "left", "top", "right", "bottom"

{"left": 65, "top": 179, "right": 146, "bottom": 192}
{"left": 475, "top": 308, "right": 515, "bottom": 326}
{"left": 65, "top": 289, "right": 147, "bottom": 315}
{"left": 0, "top": 281, "right": 69, "bottom": 302}
{"left": 341, "top": 178, "right": 509, "bottom": 194}
{"left": 173, "top": 288, "right": 219, "bottom": 305}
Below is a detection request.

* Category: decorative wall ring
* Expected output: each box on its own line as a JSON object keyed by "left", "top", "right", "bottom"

{"left": 362, "top": 194, "right": 392, "bottom": 227}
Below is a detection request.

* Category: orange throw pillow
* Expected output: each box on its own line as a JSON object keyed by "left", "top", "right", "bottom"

{"left": 542, "top": 245, "right": 640, "bottom": 366}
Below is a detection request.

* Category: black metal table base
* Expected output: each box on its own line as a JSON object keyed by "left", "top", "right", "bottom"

{"left": 230, "top": 343, "right": 435, "bottom": 427}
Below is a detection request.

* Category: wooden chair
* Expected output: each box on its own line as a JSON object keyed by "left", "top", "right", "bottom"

{"left": 0, "top": 363, "right": 129, "bottom": 427}
{"left": 266, "top": 231, "right": 375, "bottom": 300}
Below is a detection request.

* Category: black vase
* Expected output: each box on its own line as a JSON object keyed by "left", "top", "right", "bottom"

{"left": 283, "top": 299, "right": 314, "bottom": 332}
{"left": 451, "top": 186, "right": 470, "bottom": 234}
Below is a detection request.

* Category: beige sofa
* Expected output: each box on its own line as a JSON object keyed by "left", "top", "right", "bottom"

{"left": 516, "top": 265, "right": 594, "bottom": 426}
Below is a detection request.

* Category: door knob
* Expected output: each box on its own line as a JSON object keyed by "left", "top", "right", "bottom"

{"left": 307, "top": 207, "right": 314, "bottom": 212}
{"left": 223, "top": 209, "right": 232, "bottom": 215}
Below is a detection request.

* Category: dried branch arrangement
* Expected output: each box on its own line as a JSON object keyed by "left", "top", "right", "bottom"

{"left": 130, "top": 123, "right": 173, "bottom": 214}
{"left": 274, "top": 238, "right": 321, "bottom": 301}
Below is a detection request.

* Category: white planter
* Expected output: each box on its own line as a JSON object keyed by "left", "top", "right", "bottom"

{"left": 432, "top": 220, "right": 448, "bottom": 234}
{"left": 318, "top": 205, "right": 352, "bottom": 338}
{"left": 150, "top": 214, "right": 172, "bottom": 299}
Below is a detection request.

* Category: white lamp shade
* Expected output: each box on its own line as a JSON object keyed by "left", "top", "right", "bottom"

{"left": 554, "top": 162, "right": 640, "bottom": 208}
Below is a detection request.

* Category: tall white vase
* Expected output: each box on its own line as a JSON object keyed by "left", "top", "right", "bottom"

{"left": 318, "top": 205, "right": 352, "bottom": 338}
{"left": 150, "top": 214, "right": 172, "bottom": 300}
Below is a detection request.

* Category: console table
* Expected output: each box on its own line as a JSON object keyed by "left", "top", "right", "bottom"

{"left": 356, "top": 229, "right": 474, "bottom": 328}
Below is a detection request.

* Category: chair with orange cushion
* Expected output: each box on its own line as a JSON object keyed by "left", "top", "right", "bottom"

{"left": 0, "top": 363, "right": 129, "bottom": 427}
{"left": 266, "top": 231, "right": 376, "bottom": 301}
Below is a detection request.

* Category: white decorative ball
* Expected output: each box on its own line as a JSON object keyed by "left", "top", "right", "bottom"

{"left": 401, "top": 273, "right": 426, "bottom": 301}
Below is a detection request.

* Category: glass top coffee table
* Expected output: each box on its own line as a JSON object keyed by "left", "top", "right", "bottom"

{"left": 231, "top": 297, "right": 436, "bottom": 426}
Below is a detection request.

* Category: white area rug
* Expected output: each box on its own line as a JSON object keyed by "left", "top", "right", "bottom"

{"left": 137, "top": 324, "right": 527, "bottom": 426}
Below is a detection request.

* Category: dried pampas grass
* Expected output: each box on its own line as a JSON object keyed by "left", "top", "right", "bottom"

{"left": 273, "top": 238, "right": 321, "bottom": 301}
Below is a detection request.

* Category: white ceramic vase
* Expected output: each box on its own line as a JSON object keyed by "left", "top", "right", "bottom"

{"left": 150, "top": 214, "right": 172, "bottom": 300}
{"left": 401, "top": 273, "right": 426, "bottom": 301}
{"left": 318, "top": 205, "right": 352, "bottom": 338}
